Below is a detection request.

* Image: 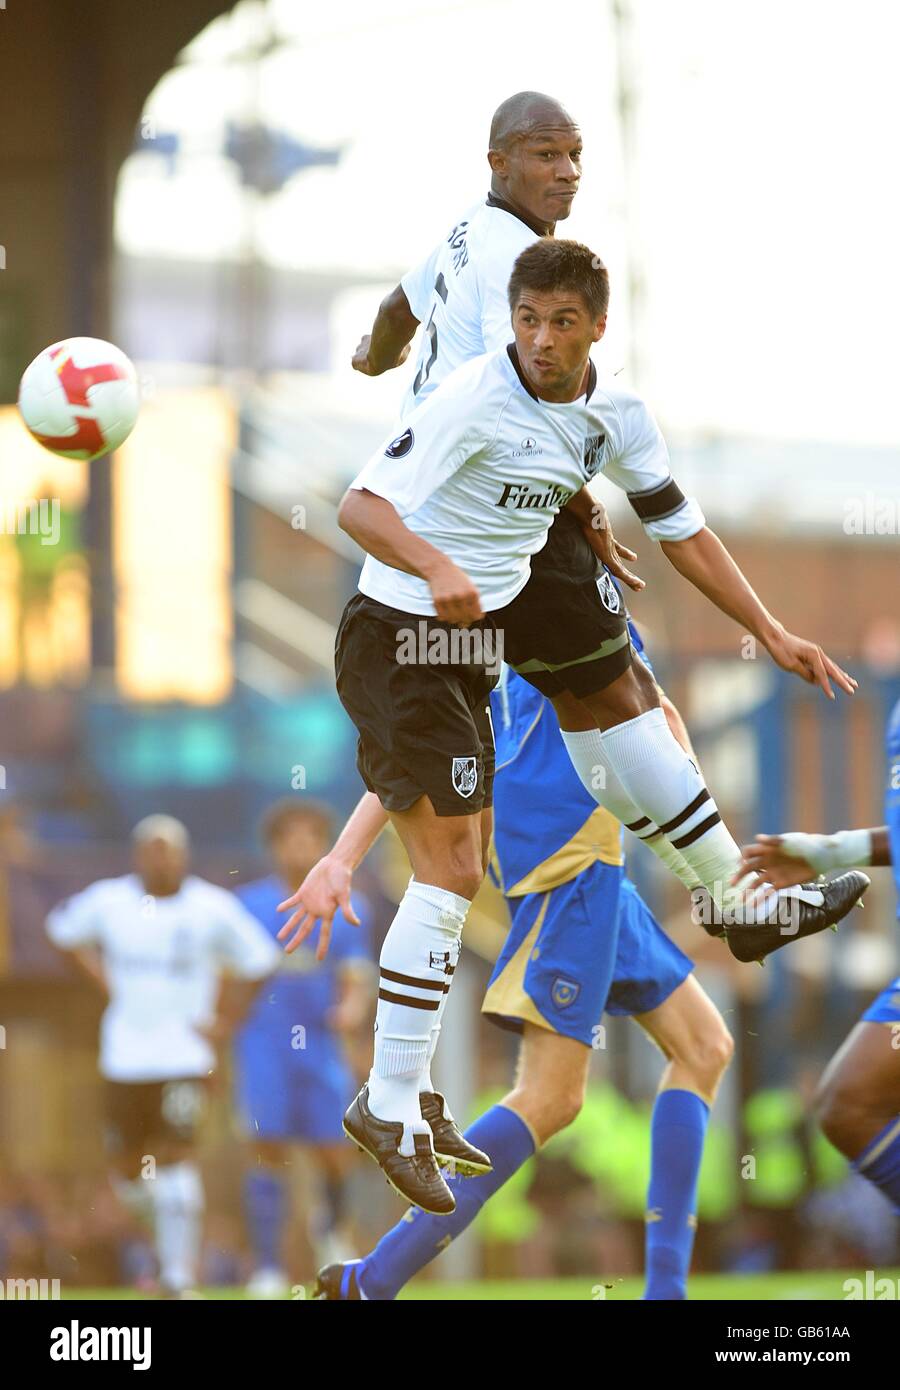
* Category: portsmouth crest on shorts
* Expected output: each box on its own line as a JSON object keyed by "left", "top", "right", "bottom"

{"left": 583, "top": 432, "right": 606, "bottom": 478}
{"left": 551, "top": 977, "right": 581, "bottom": 1009}
{"left": 451, "top": 756, "right": 478, "bottom": 798}
{"left": 597, "top": 570, "right": 622, "bottom": 614}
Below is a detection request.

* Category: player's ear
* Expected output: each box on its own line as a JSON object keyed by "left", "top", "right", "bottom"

{"left": 592, "top": 314, "right": 607, "bottom": 344}
{"left": 488, "top": 148, "right": 507, "bottom": 178}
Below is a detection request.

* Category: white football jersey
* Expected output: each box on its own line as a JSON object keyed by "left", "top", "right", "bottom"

{"left": 46, "top": 874, "right": 280, "bottom": 1082}
{"left": 399, "top": 195, "right": 543, "bottom": 417}
{"left": 352, "top": 345, "right": 704, "bottom": 615}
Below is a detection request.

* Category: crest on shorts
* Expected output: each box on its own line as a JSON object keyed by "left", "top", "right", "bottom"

{"left": 551, "top": 977, "right": 581, "bottom": 1009}
{"left": 597, "top": 570, "right": 622, "bottom": 614}
{"left": 583, "top": 433, "right": 606, "bottom": 478}
{"left": 451, "top": 756, "right": 478, "bottom": 798}
{"left": 385, "top": 427, "right": 414, "bottom": 458}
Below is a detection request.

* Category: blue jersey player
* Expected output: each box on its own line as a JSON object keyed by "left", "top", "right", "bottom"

{"left": 235, "top": 799, "right": 375, "bottom": 1296}
{"left": 734, "top": 696, "right": 900, "bottom": 1222}
{"left": 281, "top": 623, "right": 735, "bottom": 1300}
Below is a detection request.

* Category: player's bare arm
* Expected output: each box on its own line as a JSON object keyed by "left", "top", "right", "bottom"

{"left": 279, "top": 790, "right": 387, "bottom": 957}
{"left": 564, "top": 487, "right": 644, "bottom": 592}
{"left": 337, "top": 487, "right": 484, "bottom": 624}
{"left": 352, "top": 285, "right": 418, "bottom": 376}
{"left": 659, "top": 525, "right": 857, "bottom": 698}
{"left": 733, "top": 826, "right": 892, "bottom": 889}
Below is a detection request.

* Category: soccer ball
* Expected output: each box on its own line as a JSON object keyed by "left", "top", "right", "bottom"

{"left": 17, "top": 336, "right": 140, "bottom": 461}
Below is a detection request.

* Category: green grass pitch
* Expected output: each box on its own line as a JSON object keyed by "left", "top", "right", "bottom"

{"left": 62, "top": 1270, "right": 900, "bottom": 1301}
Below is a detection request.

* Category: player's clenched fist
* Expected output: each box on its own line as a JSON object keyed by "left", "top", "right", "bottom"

{"left": 426, "top": 558, "right": 485, "bottom": 626}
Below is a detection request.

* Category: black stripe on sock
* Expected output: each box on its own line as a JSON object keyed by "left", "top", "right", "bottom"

{"left": 671, "top": 811, "right": 722, "bottom": 850}
{"left": 380, "top": 966, "right": 446, "bottom": 992}
{"left": 659, "top": 788, "right": 711, "bottom": 835}
{"left": 625, "top": 816, "right": 652, "bottom": 833}
{"left": 377, "top": 987, "right": 441, "bottom": 1011}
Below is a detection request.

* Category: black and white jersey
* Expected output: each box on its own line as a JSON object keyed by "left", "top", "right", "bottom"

{"left": 351, "top": 345, "right": 704, "bottom": 616}
{"left": 46, "top": 874, "right": 280, "bottom": 1082}
{"left": 399, "top": 195, "right": 544, "bottom": 417}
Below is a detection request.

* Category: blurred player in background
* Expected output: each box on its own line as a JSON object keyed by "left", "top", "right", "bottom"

{"left": 45, "top": 814, "right": 279, "bottom": 1298}
{"left": 735, "top": 695, "right": 900, "bottom": 1222}
{"left": 286, "top": 643, "right": 733, "bottom": 1300}
{"left": 234, "top": 799, "right": 375, "bottom": 1297}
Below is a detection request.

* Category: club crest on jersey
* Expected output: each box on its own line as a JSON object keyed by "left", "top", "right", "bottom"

{"left": 385, "top": 428, "right": 414, "bottom": 458}
{"left": 451, "top": 756, "right": 478, "bottom": 798}
{"left": 551, "top": 977, "right": 581, "bottom": 1009}
{"left": 583, "top": 433, "right": 606, "bottom": 478}
{"left": 597, "top": 571, "right": 622, "bottom": 614}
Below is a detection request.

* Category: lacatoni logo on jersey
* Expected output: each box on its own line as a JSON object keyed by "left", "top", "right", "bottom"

{"left": 494, "top": 481, "right": 575, "bottom": 511}
{"left": 451, "top": 756, "right": 478, "bottom": 798}
{"left": 385, "top": 428, "right": 414, "bottom": 458}
{"left": 512, "top": 436, "right": 543, "bottom": 458}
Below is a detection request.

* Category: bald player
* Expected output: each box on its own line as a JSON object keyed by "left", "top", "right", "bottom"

{"left": 47, "top": 815, "right": 280, "bottom": 1298}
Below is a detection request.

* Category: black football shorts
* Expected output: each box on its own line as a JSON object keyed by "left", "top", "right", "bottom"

{"left": 335, "top": 592, "right": 498, "bottom": 817}
{"left": 104, "top": 1077, "right": 208, "bottom": 1155}
{"left": 494, "top": 511, "right": 633, "bottom": 698}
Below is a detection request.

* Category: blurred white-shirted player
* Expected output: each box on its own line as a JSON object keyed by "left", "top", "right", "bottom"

{"left": 46, "top": 814, "right": 280, "bottom": 1297}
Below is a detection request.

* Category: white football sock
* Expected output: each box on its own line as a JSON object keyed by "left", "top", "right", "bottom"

{"left": 599, "top": 708, "right": 816, "bottom": 922}
{"left": 368, "top": 880, "right": 468, "bottom": 1139}
{"left": 152, "top": 1160, "right": 204, "bottom": 1293}
{"left": 560, "top": 727, "right": 700, "bottom": 892}
{"left": 420, "top": 937, "right": 460, "bottom": 1096}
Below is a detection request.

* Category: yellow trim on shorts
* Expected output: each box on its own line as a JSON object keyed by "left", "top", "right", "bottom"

{"left": 481, "top": 892, "right": 557, "bottom": 1034}
{"left": 504, "top": 806, "right": 624, "bottom": 897}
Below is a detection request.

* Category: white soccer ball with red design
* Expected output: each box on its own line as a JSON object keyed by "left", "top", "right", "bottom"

{"left": 17, "top": 337, "right": 140, "bottom": 461}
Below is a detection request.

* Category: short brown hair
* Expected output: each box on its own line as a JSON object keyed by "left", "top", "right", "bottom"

{"left": 508, "top": 238, "right": 609, "bottom": 320}
{"left": 260, "top": 797, "right": 334, "bottom": 847}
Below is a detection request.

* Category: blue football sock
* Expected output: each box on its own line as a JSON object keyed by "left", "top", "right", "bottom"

{"left": 853, "top": 1116, "right": 900, "bottom": 1214}
{"left": 644, "top": 1088, "right": 709, "bottom": 1300}
{"left": 244, "top": 1169, "right": 286, "bottom": 1271}
{"left": 358, "top": 1104, "right": 535, "bottom": 1300}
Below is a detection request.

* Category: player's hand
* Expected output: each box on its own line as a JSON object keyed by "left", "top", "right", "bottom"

{"left": 582, "top": 508, "right": 644, "bottom": 593}
{"left": 763, "top": 628, "right": 857, "bottom": 700}
{"left": 731, "top": 834, "right": 817, "bottom": 890}
{"left": 277, "top": 854, "right": 361, "bottom": 961}
{"left": 427, "top": 559, "right": 485, "bottom": 626}
{"left": 351, "top": 334, "right": 411, "bottom": 376}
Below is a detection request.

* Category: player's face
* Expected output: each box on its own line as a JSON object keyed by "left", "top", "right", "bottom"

{"left": 134, "top": 838, "right": 188, "bottom": 896}
{"left": 512, "top": 289, "right": 606, "bottom": 400}
{"left": 270, "top": 817, "right": 330, "bottom": 886}
{"left": 490, "top": 125, "right": 582, "bottom": 227}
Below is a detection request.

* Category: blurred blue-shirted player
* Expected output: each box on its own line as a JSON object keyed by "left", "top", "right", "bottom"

{"left": 235, "top": 799, "right": 375, "bottom": 1296}
{"left": 736, "top": 696, "right": 900, "bottom": 1220}
{"left": 303, "top": 615, "right": 736, "bottom": 1300}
